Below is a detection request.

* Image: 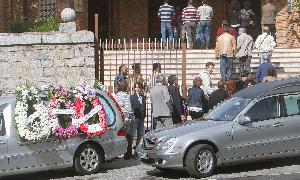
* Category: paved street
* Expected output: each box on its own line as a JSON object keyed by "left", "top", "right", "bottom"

{"left": 4, "top": 157, "right": 300, "bottom": 180}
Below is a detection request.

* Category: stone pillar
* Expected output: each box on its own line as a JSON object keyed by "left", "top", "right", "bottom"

{"left": 59, "top": 8, "right": 77, "bottom": 33}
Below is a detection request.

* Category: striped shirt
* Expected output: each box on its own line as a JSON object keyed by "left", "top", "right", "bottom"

{"left": 197, "top": 4, "right": 213, "bottom": 21}
{"left": 182, "top": 5, "right": 199, "bottom": 24}
{"left": 158, "top": 4, "right": 174, "bottom": 22}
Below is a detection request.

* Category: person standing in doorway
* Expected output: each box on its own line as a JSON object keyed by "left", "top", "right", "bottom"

{"left": 196, "top": 0, "right": 213, "bottom": 49}
{"left": 215, "top": 26, "right": 236, "bottom": 81}
{"left": 167, "top": 75, "right": 185, "bottom": 125}
{"left": 262, "top": 0, "right": 276, "bottom": 40}
{"left": 182, "top": 0, "right": 199, "bottom": 49}
{"left": 158, "top": 0, "right": 175, "bottom": 46}
{"left": 239, "top": 1, "right": 255, "bottom": 38}
{"left": 228, "top": 0, "right": 240, "bottom": 30}
{"left": 255, "top": 26, "right": 276, "bottom": 64}
{"left": 237, "top": 27, "right": 253, "bottom": 74}
{"left": 172, "top": 6, "right": 182, "bottom": 43}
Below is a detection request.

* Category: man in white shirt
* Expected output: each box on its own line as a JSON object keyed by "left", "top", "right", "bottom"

{"left": 199, "top": 62, "right": 215, "bottom": 99}
{"left": 255, "top": 26, "right": 276, "bottom": 64}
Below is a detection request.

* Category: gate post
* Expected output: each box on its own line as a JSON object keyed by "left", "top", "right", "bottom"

{"left": 181, "top": 43, "right": 187, "bottom": 99}
{"left": 94, "top": 14, "right": 100, "bottom": 81}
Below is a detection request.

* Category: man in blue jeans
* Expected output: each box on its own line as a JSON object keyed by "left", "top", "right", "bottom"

{"left": 215, "top": 26, "right": 236, "bottom": 81}
{"left": 158, "top": 0, "right": 174, "bottom": 46}
{"left": 196, "top": 0, "right": 213, "bottom": 49}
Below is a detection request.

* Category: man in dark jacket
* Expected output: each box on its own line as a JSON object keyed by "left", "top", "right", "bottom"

{"left": 167, "top": 75, "right": 185, "bottom": 124}
{"left": 209, "top": 80, "right": 228, "bottom": 109}
{"left": 130, "top": 82, "right": 146, "bottom": 147}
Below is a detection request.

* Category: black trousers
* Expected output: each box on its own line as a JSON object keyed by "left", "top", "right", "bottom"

{"left": 189, "top": 111, "right": 204, "bottom": 120}
{"left": 264, "top": 24, "right": 276, "bottom": 41}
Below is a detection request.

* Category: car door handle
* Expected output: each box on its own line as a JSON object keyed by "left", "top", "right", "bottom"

{"left": 273, "top": 122, "right": 284, "bottom": 127}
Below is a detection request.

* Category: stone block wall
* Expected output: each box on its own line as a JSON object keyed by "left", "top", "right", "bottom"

{"left": 0, "top": 31, "right": 95, "bottom": 93}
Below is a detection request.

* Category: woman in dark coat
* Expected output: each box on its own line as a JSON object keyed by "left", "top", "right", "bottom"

{"left": 187, "top": 77, "right": 207, "bottom": 120}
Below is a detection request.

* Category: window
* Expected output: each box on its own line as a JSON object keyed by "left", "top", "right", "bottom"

{"left": 245, "top": 96, "right": 280, "bottom": 122}
{"left": 39, "top": 0, "right": 56, "bottom": 20}
{"left": 283, "top": 94, "right": 300, "bottom": 116}
{"left": 99, "top": 96, "right": 116, "bottom": 127}
{"left": 0, "top": 113, "right": 5, "bottom": 136}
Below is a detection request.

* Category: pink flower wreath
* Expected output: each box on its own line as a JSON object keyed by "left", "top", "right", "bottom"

{"left": 73, "top": 97, "right": 107, "bottom": 138}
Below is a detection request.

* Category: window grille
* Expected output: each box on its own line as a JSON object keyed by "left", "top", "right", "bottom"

{"left": 39, "top": 0, "right": 56, "bottom": 20}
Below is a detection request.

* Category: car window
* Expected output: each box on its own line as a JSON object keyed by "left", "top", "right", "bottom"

{"left": 0, "top": 112, "right": 5, "bottom": 136}
{"left": 99, "top": 96, "right": 116, "bottom": 127}
{"left": 283, "top": 94, "right": 300, "bottom": 116}
{"left": 245, "top": 96, "right": 280, "bottom": 122}
{"left": 203, "top": 97, "right": 251, "bottom": 121}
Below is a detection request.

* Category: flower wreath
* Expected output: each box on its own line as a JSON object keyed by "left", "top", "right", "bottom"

{"left": 48, "top": 86, "right": 78, "bottom": 139}
{"left": 72, "top": 84, "right": 107, "bottom": 138}
{"left": 108, "top": 93, "right": 125, "bottom": 122}
{"left": 15, "top": 84, "right": 51, "bottom": 142}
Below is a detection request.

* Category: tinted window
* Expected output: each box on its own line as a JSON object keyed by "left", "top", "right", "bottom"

{"left": 283, "top": 94, "right": 300, "bottom": 116}
{"left": 99, "top": 96, "right": 116, "bottom": 127}
{"left": 245, "top": 96, "right": 280, "bottom": 122}
{"left": 0, "top": 113, "right": 5, "bottom": 136}
{"left": 203, "top": 97, "right": 251, "bottom": 121}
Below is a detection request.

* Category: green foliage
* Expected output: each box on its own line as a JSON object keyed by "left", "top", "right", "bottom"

{"left": 297, "top": 0, "right": 300, "bottom": 9}
{"left": 9, "top": 18, "right": 59, "bottom": 33}
{"left": 29, "top": 18, "right": 59, "bottom": 32}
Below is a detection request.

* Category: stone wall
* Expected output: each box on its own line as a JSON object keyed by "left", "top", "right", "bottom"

{"left": 0, "top": 31, "right": 95, "bottom": 93}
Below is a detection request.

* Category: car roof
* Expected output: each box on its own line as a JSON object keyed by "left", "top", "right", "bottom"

{"left": 233, "top": 77, "right": 300, "bottom": 100}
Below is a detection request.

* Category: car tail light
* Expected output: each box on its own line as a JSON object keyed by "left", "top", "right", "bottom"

{"left": 117, "top": 126, "right": 126, "bottom": 136}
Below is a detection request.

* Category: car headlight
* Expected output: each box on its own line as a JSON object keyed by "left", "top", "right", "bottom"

{"left": 156, "top": 137, "right": 176, "bottom": 151}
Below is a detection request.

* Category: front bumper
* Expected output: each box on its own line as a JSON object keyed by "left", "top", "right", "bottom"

{"left": 137, "top": 148, "right": 184, "bottom": 168}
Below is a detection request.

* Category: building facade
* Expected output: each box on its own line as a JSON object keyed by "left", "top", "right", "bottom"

{"left": 0, "top": 0, "right": 299, "bottom": 47}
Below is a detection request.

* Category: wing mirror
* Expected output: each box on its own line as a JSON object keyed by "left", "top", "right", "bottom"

{"left": 238, "top": 116, "right": 252, "bottom": 125}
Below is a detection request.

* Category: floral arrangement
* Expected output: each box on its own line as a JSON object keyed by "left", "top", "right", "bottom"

{"left": 15, "top": 82, "right": 109, "bottom": 141}
{"left": 92, "top": 79, "right": 108, "bottom": 93}
{"left": 48, "top": 85, "right": 78, "bottom": 139}
{"left": 108, "top": 92, "right": 125, "bottom": 122}
{"left": 15, "top": 83, "right": 51, "bottom": 142}
{"left": 72, "top": 83, "right": 107, "bottom": 138}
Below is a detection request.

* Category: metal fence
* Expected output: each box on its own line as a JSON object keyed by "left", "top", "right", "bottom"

{"left": 98, "top": 38, "right": 187, "bottom": 130}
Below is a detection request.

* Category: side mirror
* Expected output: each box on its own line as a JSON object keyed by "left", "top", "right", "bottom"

{"left": 238, "top": 116, "right": 252, "bottom": 125}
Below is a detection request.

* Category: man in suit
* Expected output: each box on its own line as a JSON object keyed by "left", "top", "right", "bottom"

{"left": 130, "top": 82, "right": 146, "bottom": 147}
{"left": 167, "top": 75, "right": 185, "bottom": 124}
{"left": 150, "top": 74, "right": 172, "bottom": 129}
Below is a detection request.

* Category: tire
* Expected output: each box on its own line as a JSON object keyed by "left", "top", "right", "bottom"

{"left": 185, "top": 144, "right": 216, "bottom": 178}
{"left": 74, "top": 144, "right": 103, "bottom": 175}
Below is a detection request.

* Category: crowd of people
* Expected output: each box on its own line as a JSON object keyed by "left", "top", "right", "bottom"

{"left": 111, "top": 0, "right": 279, "bottom": 160}
{"left": 157, "top": 0, "right": 276, "bottom": 50}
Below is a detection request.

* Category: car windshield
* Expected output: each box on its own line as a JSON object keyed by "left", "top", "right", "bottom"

{"left": 203, "top": 97, "right": 252, "bottom": 121}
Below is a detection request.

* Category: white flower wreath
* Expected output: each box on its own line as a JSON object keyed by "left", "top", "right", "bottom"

{"left": 15, "top": 84, "right": 52, "bottom": 142}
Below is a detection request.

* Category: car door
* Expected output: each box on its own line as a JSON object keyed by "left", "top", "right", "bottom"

{"left": 231, "top": 95, "right": 286, "bottom": 160}
{"left": 0, "top": 112, "right": 8, "bottom": 172}
{"left": 281, "top": 93, "right": 300, "bottom": 153}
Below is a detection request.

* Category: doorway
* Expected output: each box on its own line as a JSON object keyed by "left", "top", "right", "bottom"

{"left": 88, "top": 0, "right": 109, "bottom": 40}
{"left": 226, "top": 0, "right": 261, "bottom": 39}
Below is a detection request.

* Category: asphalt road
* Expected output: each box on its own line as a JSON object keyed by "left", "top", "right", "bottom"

{"left": 3, "top": 157, "right": 300, "bottom": 180}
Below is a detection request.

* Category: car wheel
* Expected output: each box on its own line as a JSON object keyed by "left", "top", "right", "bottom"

{"left": 185, "top": 144, "right": 216, "bottom": 178}
{"left": 74, "top": 144, "right": 103, "bottom": 175}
